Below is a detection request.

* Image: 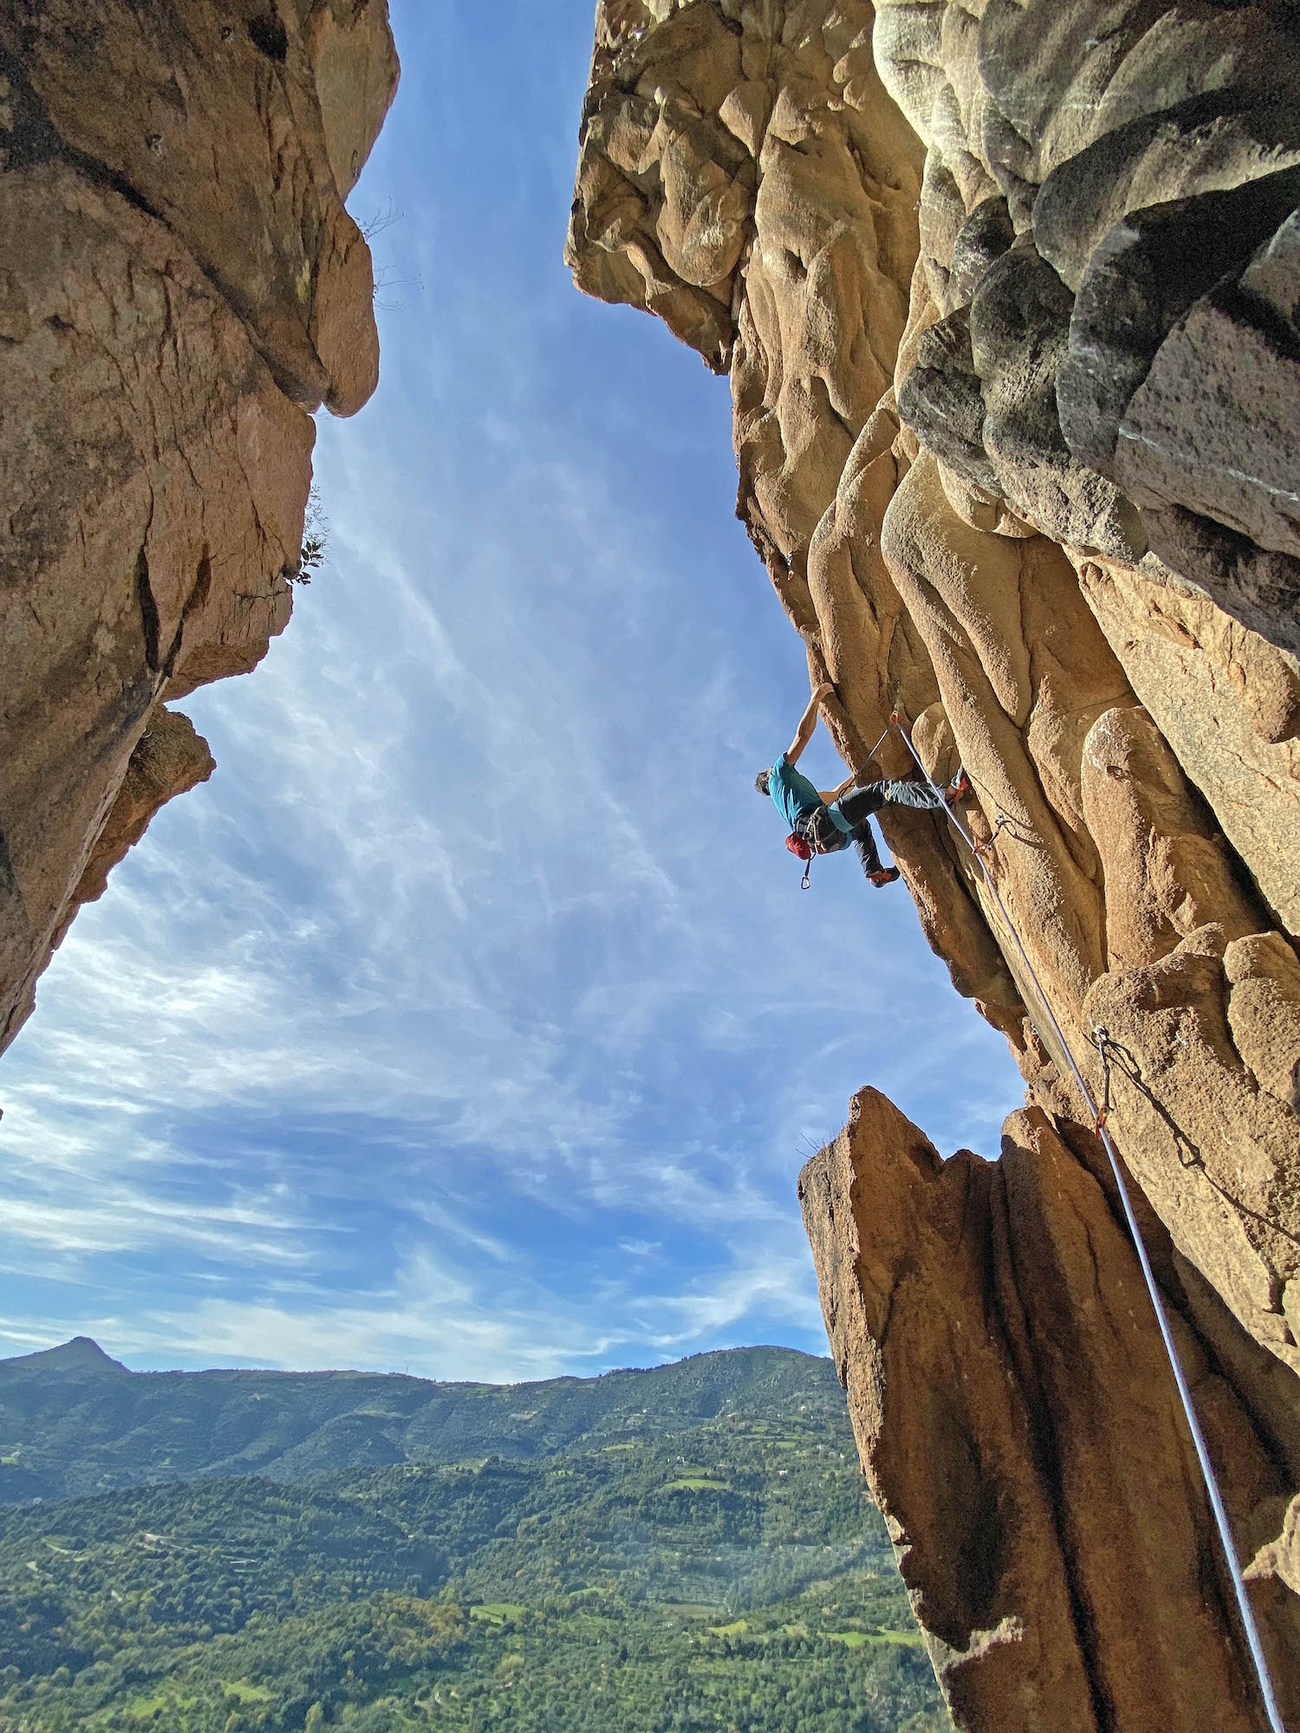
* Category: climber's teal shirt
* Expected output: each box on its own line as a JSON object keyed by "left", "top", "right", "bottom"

{"left": 768, "top": 755, "right": 852, "bottom": 835}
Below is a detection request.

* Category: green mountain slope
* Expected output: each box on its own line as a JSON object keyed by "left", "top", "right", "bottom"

{"left": 0, "top": 1341, "right": 848, "bottom": 1503}
{"left": 0, "top": 1343, "right": 953, "bottom": 1733}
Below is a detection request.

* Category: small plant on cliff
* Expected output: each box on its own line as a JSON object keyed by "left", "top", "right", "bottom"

{"left": 292, "top": 487, "right": 329, "bottom": 585}
{"left": 360, "top": 197, "right": 404, "bottom": 241}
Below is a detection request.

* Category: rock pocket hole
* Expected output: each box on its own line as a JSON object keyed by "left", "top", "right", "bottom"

{"left": 247, "top": 13, "right": 288, "bottom": 61}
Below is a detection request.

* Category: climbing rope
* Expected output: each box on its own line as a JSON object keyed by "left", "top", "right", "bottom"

{"left": 884, "top": 711, "right": 1287, "bottom": 1733}
{"left": 859, "top": 723, "right": 893, "bottom": 770}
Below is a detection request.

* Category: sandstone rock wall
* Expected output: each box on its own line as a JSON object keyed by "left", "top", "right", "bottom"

{"left": 801, "top": 1089, "right": 1300, "bottom": 1731}
{"left": 570, "top": 1, "right": 1300, "bottom": 1724}
{"left": 0, "top": 0, "right": 398, "bottom": 1050}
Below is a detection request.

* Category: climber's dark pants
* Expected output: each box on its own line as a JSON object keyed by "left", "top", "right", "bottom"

{"left": 832, "top": 778, "right": 946, "bottom": 878}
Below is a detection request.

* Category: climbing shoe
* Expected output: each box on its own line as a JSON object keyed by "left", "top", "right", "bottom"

{"left": 947, "top": 770, "right": 971, "bottom": 801}
{"left": 868, "top": 867, "right": 901, "bottom": 888}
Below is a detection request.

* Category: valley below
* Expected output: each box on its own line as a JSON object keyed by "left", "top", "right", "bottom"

{"left": 0, "top": 1341, "right": 948, "bottom": 1733}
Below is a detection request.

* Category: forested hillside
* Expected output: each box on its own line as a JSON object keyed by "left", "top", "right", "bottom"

{"left": 0, "top": 1344, "right": 950, "bottom": 1732}
{"left": 0, "top": 1341, "right": 849, "bottom": 1503}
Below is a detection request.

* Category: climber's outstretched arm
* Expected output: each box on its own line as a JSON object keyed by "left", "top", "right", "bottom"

{"left": 784, "top": 681, "right": 835, "bottom": 766}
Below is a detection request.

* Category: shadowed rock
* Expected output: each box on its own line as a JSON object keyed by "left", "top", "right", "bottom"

{"left": 0, "top": 1, "right": 399, "bottom": 1050}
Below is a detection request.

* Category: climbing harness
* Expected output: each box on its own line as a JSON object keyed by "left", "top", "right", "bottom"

{"left": 883, "top": 710, "right": 1287, "bottom": 1733}
{"left": 793, "top": 804, "right": 856, "bottom": 890}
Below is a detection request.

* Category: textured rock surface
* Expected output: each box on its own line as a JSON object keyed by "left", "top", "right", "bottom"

{"left": 801, "top": 1090, "right": 1298, "bottom": 1732}
{"left": 571, "top": 0, "right": 1300, "bottom": 1724}
{"left": 0, "top": 0, "right": 398, "bottom": 1050}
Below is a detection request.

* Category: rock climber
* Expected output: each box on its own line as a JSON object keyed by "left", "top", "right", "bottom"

{"left": 755, "top": 682, "right": 969, "bottom": 886}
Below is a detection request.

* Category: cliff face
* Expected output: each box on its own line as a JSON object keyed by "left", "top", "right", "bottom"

{"left": 802, "top": 1091, "right": 1300, "bottom": 1730}
{"left": 0, "top": 0, "right": 398, "bottom": 1051}
{"left": 569, "top": 1, "right": 1300, "bottom": 1724}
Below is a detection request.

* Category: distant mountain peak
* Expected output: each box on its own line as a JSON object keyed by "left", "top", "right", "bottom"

{"left": 0, "top": 1336, "right": 128, "bottom": 1375}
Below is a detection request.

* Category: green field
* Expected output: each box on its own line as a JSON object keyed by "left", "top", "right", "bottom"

{"left": 0, "top": 1343, "right": 951, "bottom": 1732}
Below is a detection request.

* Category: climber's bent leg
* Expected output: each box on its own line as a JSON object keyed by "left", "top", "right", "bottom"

{"left": 868, "top": 778, "right": 946, "bottom": 814}
{"left": 837, "top": 778, "right": 946, "bottom": 827}
{"left": 852, "top": 824, "right": 884, "bottom": 877}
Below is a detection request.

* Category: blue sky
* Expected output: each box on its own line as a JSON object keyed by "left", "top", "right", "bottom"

{"left": 0, "top": 0, "right": 1022, "bottom": 1380}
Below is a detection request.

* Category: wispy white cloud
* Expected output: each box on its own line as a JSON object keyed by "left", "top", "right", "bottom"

{"left": 0, "top": 1191, "right": 309, "bottom": 1266}
{"left": 644, "top": 1252, "right": 828, "bottom": 1349}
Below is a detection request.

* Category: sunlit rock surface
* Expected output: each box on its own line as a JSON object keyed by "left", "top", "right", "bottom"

{"left": 0, "top": 0, "right": 399, "bottom": 1049}
{"left": 570, "top": 1, "right": 1300, "bottom": 1723}
{"left": 801, "top": 1089, "right": 1300, "bottom": 1731}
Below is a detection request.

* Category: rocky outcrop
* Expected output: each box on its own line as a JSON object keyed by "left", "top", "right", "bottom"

{"left": 569, "top": 1, "right": 1300, "bottom": 1724}
{"left": 801, "top": 1090, "right": 1300, "bottom": 1731}
{"left": 0, "top": 0, "right": 398, "bottom": 1050}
